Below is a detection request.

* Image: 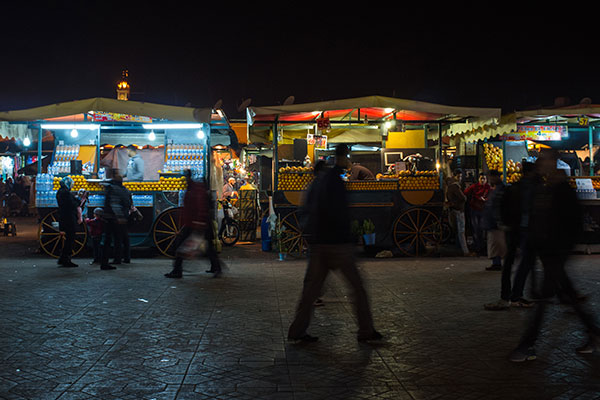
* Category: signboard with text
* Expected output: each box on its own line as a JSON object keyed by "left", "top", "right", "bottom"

{"left": 500, "top": 125, "right": 568, "bottom": 141}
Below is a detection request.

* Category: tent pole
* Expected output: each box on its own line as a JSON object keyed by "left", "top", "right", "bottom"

{"left": 272, "top": 121, "right": 278, "bottom": 192}
{"left": 438, "top": 123, "right": 443, "bottom": 189}
{"left": 37, "top": 125, "right": 42, "bottom": 175}
{"left": 589, "top": 125, "right": 594, "bottom": 176}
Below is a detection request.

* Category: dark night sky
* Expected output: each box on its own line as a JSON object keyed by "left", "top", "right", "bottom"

{"left": 1, "top": 2, "right": 597, "bottom": 119}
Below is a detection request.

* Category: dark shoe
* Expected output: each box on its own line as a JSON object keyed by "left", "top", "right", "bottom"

{"left": 576, "top": 338, "right": 599, "bottom": 354}
{"left": 484, "top": 299, "right": 510, "bottom": 311}
{"left": 486, "top": 264, "right": 502, "bottom": 271}
{"left": 288, "top": 334, "right": 319, "bottom": 343}
{"left": 57, "top": 259, "right": 66, "bottom": 265}
{"left": 164, "top": 271, "right": 182, "bottom": 278}
{"left": 59, "top": 261, "right": 78, "bottom": 268}
{"left": 509, "top": 346, "right": 536, "bottom": 362}
{"left": 205, "top": 270, "right": 216, "bottom": 273}
{"left": 510, "top": 298, "right": 535, "bottom": 308}
{"left": 357, "top": 330, "right": 384, "bottom": 342}
{"left": 101, "top": 265, "right": 117, "bottom": 270}
{"left": 313, "top": 298, "right": 325, "bottom": 307}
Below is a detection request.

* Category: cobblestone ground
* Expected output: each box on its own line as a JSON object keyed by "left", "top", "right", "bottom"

{"left": 1, "top": 219, "right": 600, "bottom": 399}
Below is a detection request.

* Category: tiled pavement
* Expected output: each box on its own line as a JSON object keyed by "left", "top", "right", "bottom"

{"left": 1, "top": 237, "right": 600, "bottom": 399}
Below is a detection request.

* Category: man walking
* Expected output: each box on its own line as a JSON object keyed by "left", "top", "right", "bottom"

{"left": 510, "top": 150, "right": 600, "bottom": 362}
{"left": 287, "top": 144, "right": 382, "bottom": 343}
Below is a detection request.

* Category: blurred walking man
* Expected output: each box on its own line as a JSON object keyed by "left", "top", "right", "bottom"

{"left": 510, "top": 150, "right": 600, "bottom": 362}
{"left": 287, "top": 144, "right": 382, "bottom": 343}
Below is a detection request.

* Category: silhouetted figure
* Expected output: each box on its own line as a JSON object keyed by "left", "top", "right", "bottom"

{"left": 56, "top": 176, "right": 79, "bottom": 268}
{"left": 510, "top": 150, "right": 600, "bottom": 362}
{"left": 287, "top": 144, "right": 382, "bottom": 343}
{"left": 446, "top": 169, "right": 470, "bottom": 256}
{"left": 165, "top": 170, "right": 222, "bottom": 278}
{"left": 464, "top": 173, "right": 490, "bottom": 255}
{"left": 100, "top": 173, "right": 130, "bottom": 270}
{"left": 482, "top": 170, "right": 506, "bottom": 271}
{"left": 485, "top": 162, "right": 537, "bottom": 310}
{"left": 86, "top": 208, "right": 104, "bottom": 265}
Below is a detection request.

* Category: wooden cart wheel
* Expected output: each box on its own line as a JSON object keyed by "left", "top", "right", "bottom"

{"left": 152, "top": 207, "right": 182, "bottom": 258}
{"left": 280, "top": 210, "right": 308, "bottom": 258}
{"left": 393, "top": 208, "right": 441, "bottom": 257}
{"left": 38, "top": 210, "right": 88, "bottom": 259}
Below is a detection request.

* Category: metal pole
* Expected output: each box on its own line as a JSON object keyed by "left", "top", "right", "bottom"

{"left": 37, "top": 125, "right": 42, "bottom": 175}
{"left": 272, "top": 121, "right": 278, "bottom": 192}
{"left": 502, "top": 139, "right": 507, "bottom": 183}
{"left": 438, "top": 123, "right": 443, "bottom": 189}
{"left": 589, "top": 125, "right": 594, "bottom": 176}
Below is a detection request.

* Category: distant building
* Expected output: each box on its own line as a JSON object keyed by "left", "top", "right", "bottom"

{"left": 116, "top": 70, "right": 130, "bottom": 101}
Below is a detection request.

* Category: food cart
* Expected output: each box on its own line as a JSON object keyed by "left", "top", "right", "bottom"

{"left": 446, "top": 104, "right": 600, "bottom": 252}
{"left": 246, "top": 96, "right": 501, "bottom": 257}
{"left": 0, "top": 97, "right": 229, "bottom": 258}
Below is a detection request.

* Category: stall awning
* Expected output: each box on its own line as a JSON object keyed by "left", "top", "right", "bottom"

{"left": 0, "top": 97, "right": 213, "bottom": 124}
{"left": 0, "top": 121, "right": 36, "bottom": 141}
{"left": 248, "top": 95, "right": 501, "bottom": 124}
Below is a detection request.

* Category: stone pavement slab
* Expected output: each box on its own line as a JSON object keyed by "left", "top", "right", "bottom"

{"left": 0, "top": 245, "right": 600, "bottom": 399}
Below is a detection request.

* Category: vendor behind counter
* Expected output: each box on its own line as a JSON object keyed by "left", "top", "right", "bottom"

{"left": 350, "top": 163, "right": 375, "bottom": 180}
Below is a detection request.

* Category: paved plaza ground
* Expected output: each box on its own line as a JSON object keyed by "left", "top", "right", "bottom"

{"left": 1, "top": 217, "right": 600, "bottom": 399}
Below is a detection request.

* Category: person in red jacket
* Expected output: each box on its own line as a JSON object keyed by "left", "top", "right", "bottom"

{"left": 164, "top": 171, "right": 222, "bottom": 278}
{"left": 464, "top": 172, "right": 491, "bottom": 255}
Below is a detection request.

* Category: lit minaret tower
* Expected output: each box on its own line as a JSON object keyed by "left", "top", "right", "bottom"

{"left": 116, "top": 69, "right": 130, "bottom": 101}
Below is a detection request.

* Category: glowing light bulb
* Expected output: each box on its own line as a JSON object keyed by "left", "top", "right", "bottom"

{"left": 196, "top": 130, "right": 205, "bottom": 139}
{"left": 70, "top": 129, "right": 78, "bottom": 138}
{"left": 148, "top": 130, "right": 156, "bottom": 141}
{"left": 23, "top": 137, "right": 31, "bottom": 146}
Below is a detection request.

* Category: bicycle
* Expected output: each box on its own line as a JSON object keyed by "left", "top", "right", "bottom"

{"left": 219, "top": 198, "right": 240, "bottom": 246}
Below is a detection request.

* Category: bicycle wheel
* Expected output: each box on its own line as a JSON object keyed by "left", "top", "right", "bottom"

{"left": 220, "top": 221, "right": 240, "bottom": 246}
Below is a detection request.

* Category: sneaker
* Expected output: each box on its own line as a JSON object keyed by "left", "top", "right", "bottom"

{"left": 576, "top": 339, "right": 599, "bottom": 354}
{"left": 288, "top": 334, "right": 319, "bottom": 343}
{"left": 510, "top": 298, "right": 535, "bottom": 308}
{"left": 164, "top": 271, "right": 182, "bottom": 278}
{"left": 313, "top": 298, "right": 325, "bottom": 307}
{"left": 357, "top": 330, "right": 384, "bottom": 342}
{"left": 59, "top": 261, "right": 78, "bottom": 268}
{"left": 484, "top": 299, "right": 510, "bottom": 311}
{"left": 485, "top": 264, "right": 502, "bottom": 271}
{"left": 509, "top": 347, "right": 536, "bottom": 362}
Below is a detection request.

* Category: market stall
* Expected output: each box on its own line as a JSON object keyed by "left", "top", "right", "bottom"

{"left": 247, "top": 95, "right": 501, "bottom": 257}
{"left": 447, "top": 103, "right": 600, "bottom": 252}
{"left": 0, "top": 97, "right": 227, "bottom": 259}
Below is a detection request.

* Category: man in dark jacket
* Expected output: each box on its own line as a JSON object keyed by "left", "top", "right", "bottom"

{"left": 287, "top": 144, "right": 382, "bottom": 343}
{"left": 510, "top": 150, "right": 600, "bottom": 362}
{"left": 446, "top": 169, "right": 470, "bottom": 256}
{"left": 100, "top": 173, "right": 131, "bottom": 270}
{"left": 56, "top": 176, "right": 79, "bottom": 267}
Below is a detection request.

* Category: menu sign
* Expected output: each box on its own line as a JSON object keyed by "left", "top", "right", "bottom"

{"left": 500, "top": 125, "right": 568, "bottom": 141}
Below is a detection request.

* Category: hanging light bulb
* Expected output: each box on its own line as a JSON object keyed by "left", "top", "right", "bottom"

{"left": 70, "top": 128, "right": 79, "bottom": 138}
{"left": 23, "top": 137, "right": 31, "bottom": 146}
{"left": 148, "top": 130, "right": 156, "bottom": 141}
{"left": 196, "top": 130, "right": 205, "bottom": 139}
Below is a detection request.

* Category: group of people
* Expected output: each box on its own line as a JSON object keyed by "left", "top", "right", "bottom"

{"left": 1, "top": 175, "right": 31, "bottom": 216}
{"left": 56, "top": 172, "right": 134, "bottom": 270}
{"left": 448, "top": 150, "right": 600, "bottom": 361}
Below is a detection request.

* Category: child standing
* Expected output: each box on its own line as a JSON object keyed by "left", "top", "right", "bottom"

{"left": 86, "top": 208, "right": 104, "bottom": 265}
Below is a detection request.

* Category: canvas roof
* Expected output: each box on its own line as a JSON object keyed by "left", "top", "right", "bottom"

{"left": 0, "top": 97, "right": 213, "bottom": 124}
{"left": 248, "top": 95, "right": 501, "bottom": 124}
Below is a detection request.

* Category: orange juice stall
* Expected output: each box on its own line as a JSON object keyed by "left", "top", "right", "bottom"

{"left": 247, "top": 96, "right": 501, "bottom": 257}
{"left": 0, "top": 98, "right": 225, "bottom": 259}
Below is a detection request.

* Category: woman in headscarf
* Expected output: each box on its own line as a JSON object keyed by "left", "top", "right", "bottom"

{"left": 56, "top": 176, "right": 80, "bottom": 267}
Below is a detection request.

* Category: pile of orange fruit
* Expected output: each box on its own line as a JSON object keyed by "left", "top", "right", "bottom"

{"left": 53, "top": 175, "right": 187, "bottom": 192}
{"left": 345, "top": 181, "right": 397, "bottom": 191}
{"left": 398, "top": 175, "right": 439, "bottom": 190}
{"left": 278, "top": 172, "right": 314, "bottom": 190}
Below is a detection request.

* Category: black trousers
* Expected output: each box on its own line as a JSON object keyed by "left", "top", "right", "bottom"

{"left": 518, "top": 253, "right": 600, "bottom": 349}
{"left": 172, "top": 225, "right": 221, "bottom": 273}
{"left": 58, "top": 225, "right": 75, "bottom": 263}
{"left": 101, "top": 220, "right": 125, "bottom": 266}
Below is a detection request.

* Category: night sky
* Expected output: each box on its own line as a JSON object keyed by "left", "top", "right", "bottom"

{"left": 1, "top": 2, "right": 597, "bottom": 119}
